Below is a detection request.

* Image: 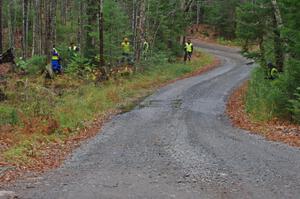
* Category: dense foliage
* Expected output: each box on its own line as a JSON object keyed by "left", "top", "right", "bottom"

{"left": 235, "top": 0, "right": 300, "bottom": 123}
{"left": 1, "top": 0, "right": 197, "bottom": 67}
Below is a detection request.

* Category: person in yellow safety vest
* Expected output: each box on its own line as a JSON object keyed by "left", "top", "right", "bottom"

{"left": 69, "top": 42, "right": 80, "bottom": 53}
{"left": 184, "top": 39, "right": 193, "bottom": 62}
{"left": 270, "top": 67, "right": 279, "bottom": 80}
{"left": 143, "top": 40, "right": 149, "bottom": 60}
{"left": 121, "top": 38, "right": 131, "bottom": 64}
{"left": 68, "top": 42, "right": 80, "bottom": 61}
{"left": 267, "top": 62, "right": 279, "bottom": 80}
{"left": 51, "top": 46, "right": 62, "bottom": 73}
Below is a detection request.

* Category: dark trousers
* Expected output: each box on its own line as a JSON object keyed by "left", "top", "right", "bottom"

{"left": 184, "top": 52, "right": 192, "bottom": 62}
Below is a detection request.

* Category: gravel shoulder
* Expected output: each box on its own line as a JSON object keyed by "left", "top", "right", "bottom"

{"left": 3, "top": 41, "right": 300, "bottom": 199}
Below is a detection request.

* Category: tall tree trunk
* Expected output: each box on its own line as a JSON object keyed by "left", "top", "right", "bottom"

{"left": 51, "top": 0, "right": 57, "bottom": 47}
{"left": 196, "top": 1, "right": 200, "bottom": 25}
{"left": 132, "top": 0, "right": 137, "bottom": 52}
{"left": 0, "top": 0, "right": 3, "bottom": 54}
{"left": 45, "top": 1, "right": 52, "bottom": 60}
{"left": 77, "top": 0, "right": 84, "bottom": 53}
{"left": 22, "top": 0, "right": 29, "bottom": 59}
{"left": 271, "top": 0, "right": 284, "bottom": 72}
{"left": 135, "top": 0, "right": 146, "bottom": 63}
{"left": 271, "top": 0, "right": 283, "bottom": 29}
{"left": 98, "top": 0, "right": 104, "bottom": 67}
{"left": 8, "top": 0, "right": 16, "bottom": 49}
{"left": 61, "top": 0, "right": 67, "bottom": 25}
{"left": 40, "top": 0, "right": 46, "bottom": 55}
{"left": 272, "top": 12, "right": 284, "bottom": 72}
{"left": 32, "top": 0, "right": 41, "bottom": 55}
{"left": 85, "top": 0, "right": 97, "bottom": 58}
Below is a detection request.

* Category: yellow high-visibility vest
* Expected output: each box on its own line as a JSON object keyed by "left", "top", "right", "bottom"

{"left": 69, "top": 46, "right": 78, "bottom": 51}
{"left": 185, "top": 43, "right": 193, "bottom": 53}
{"left": 122, "top": 42, "right": 130, "bottom": 53}
{"left": 52, "top": 55, "right": 59, "bottom": 60}
{"left": 271, "top": 68, "right": 278, "bottom": 77}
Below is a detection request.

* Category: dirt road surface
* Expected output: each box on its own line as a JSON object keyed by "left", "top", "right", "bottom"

{"left": 4, "top": 42, "right": 300, "bottom": 199}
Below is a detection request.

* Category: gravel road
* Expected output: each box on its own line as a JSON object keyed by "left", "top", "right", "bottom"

{"left": 4, "top": 41, "right": 300, "bottom": 199}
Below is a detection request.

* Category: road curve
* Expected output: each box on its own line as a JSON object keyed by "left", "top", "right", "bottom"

{"left": 7, "top": 42, "right": 300, "bottom": 199}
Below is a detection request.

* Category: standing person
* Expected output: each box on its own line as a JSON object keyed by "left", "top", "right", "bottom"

{"left": 143, "top": 39, "right": 149, "bottom": 60}
{"left": 121, "top": 38, "right": 131, "bottom": 64}
{"left": 184, "top": 39, "right": 193, "bottom": 62}
{"left": 68, "top": 42, "right": 80, "bottom": 62}
{"left": 51, "top": 46, "right": 62, "bottom": 74}
{"left": 69, "top": 42, "right": 80, "bottom": 54}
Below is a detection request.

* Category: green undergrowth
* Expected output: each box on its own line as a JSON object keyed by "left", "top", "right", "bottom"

{"left": 246, "top": 59, "right": 300, "bottom": 123}
{"left": 1, "top": 50, "right": 213, "bottom": 166}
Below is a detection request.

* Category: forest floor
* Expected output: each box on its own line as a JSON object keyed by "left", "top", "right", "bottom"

{"left": 227, "top": 82, "right": 300, "bottom": 147}
{"left": 0, "top": 50, "right": 219, "bottom": 185}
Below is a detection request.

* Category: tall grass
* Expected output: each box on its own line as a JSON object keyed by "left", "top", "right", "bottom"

{"left": 246, "top": 59, "right": 300, "bottom": 122}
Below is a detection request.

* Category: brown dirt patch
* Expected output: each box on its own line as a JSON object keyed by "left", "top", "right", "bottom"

{"left": 0, "top": 110, "right": 120, "bottom": 186}
{"left": 227, "top": 82, "right": 300, "bottom": 147}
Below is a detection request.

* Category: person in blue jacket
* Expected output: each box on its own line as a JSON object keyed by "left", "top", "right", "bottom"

{"left": 51, "top": 46, "right": 62, "bottom": 73}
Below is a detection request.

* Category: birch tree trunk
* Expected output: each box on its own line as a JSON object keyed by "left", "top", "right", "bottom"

{"left": 271, "top": 0, "right": 283, "bottom": 29}
{"left": 271, "top": 0, "right": 285, "bottom": 72}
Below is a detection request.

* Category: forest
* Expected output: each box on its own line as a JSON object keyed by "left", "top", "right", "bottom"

{"left": 0, "top": 0, "right": 299, "bottom": 177}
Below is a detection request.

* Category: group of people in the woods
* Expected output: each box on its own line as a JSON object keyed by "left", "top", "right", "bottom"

{"left": 51, "top": 42, "right": 79, "bottom": 74}
{"left": 50, "top": 38, "right": 195, "bottom": 74}
{"left": 121, "top": 37, "right": 150, "bottom": 64}
{"left": 51, "top": 39, "right": 280, "bottom": 80}
{"left": 120, "top": 37, "right": 194, "bottom": 64}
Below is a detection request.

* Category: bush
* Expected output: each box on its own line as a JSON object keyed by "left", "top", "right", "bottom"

{"left": 64, "top": 55, "right": 96, "bottom": 79}
{"left": 246, "top": 58, "right": 300, "bottom": 122}
{"left": 16, "top": 56, "right": 47, "bottom": 74}
{"left": 246, "top": 67, "right": 290, "bottom": 120}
